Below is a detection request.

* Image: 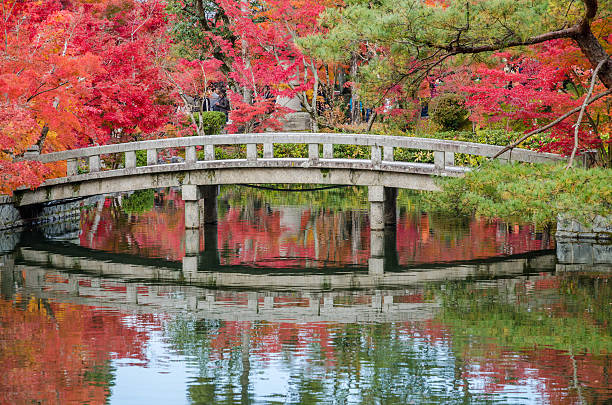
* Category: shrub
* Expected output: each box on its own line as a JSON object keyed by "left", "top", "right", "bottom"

{"left": 426, "top": 161, "right": 612, "bottom": 224}
{"left": 136, "top": 150, "right": 147, "bottom": 166}
{"left": 429, "top": 93, "right": 469, "bottom": 131}
{"left": 189, "top": 111, "right": 226, "bottom": 135}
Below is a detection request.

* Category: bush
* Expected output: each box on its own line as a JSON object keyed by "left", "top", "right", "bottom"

{"left": 429, "top": 93, "right": 469, "bottom": 131}
{"left": 136, "top": 150, "right": 147, "bottom": 166}
{"left": 189, "top": 111, "right": 226, "bottom": 135}
{"left": 426, "top": 161, "right": 612, "bottom": 224}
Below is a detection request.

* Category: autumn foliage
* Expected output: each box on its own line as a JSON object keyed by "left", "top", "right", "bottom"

{"left": 0, "top": 0, "right": 173, "bottom": 194}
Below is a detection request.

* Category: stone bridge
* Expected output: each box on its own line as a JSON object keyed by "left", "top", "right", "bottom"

{"left": 16, "top": 133, "right": 565, "bottom": 229}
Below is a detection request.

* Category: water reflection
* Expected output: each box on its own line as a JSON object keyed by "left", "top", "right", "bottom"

{"left": 0, "top": 186, "right": 610, "bottom": 404}
{"left": 2, "top": 252, "right": 610, "bottom": 404}
{"left": 73, "top": 186, "right": 553, "bottom": 269}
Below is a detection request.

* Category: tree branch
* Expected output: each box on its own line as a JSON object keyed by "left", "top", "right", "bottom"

{"left": 567, "top": 58, "right": 606, "bottom": 168}
{"left": 442, "top": 25, "right": 580, "bottom": 54}
{"left": 26, "top": 81, "right": 69, "bottom": 102}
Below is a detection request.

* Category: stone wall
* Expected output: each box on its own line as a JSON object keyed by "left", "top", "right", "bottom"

{"left": 557, "top": 240, "right": 612, "bottom": 265}
{"left": 0, "top": 196, "right": 22, "bottom": 231}
{"left": 556, "top": 214, "right": 611, "bottom": 241}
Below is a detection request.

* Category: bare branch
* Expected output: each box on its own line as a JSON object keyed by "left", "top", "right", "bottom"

{"left": 567, "top": 58, "right": 606, "bottom": 168}
{"left": 26, "top": 81, "right": 69, "bottom": 102}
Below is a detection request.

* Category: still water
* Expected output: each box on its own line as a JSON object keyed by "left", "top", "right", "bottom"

{"left": 1, "top": 186, "right": 610, "bottom": 404}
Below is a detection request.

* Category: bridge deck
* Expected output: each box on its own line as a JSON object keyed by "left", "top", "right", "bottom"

{"left": 15, "top": 133, "right": 565, "bottom": 206}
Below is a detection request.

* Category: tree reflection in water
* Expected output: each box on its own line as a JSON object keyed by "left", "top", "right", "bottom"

{"left": 78, "top": 186, "right": 553, "bottom": 267}
{"left": 1, "top": 186, "right": 608, "bottom": 404}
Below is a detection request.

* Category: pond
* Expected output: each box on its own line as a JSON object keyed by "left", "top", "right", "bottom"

{"left": 0, "top": 186, "right": 610, "bottom": 404}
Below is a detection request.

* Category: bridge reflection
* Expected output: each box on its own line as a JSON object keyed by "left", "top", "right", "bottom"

{"left": 1, "top": 241, "right": 558, "bottom": 324}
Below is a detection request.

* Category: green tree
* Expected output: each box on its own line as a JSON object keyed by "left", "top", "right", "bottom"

{"left": 304, "top": 0, "right": 612, "bottom": 137}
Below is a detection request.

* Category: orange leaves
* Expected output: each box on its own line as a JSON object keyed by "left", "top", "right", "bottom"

{"left": 0, "top": 0, "right": 173, "bottom": 193}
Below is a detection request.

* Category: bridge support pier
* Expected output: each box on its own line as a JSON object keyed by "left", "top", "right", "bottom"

{"left": 183, "top": 185, "right": 218, "bottom": 228}
{"left": 368, "top": 186, "right": 397, "bottom": 231}
{"left": 369, "top": 230, "right": 385, "bottom": 275}
{"left": 183, "top": 185, "right": 200, "bottom": 229}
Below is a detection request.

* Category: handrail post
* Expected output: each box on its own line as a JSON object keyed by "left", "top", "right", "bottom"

{"left": 309, "top": 144, "right": 319, "bottom": 162}
{"left": 263, "top": 143, "right": 273, "bottom": 158}
{"left": 371, "top": 145, "right": 382, "bottom": 165}
{"left": 204, "top": 144, "right": 214, "bottom": 160}
{"left": 185, "top": 146, "right": 197, "bottom": 164}
{"left": 247, "top": 144, "right": 257, "bottom": 161}
{"left": 67, "top": 158, "right": 78, "bottom": 176}
{"left": 125, "top": 151, "right": 136, "bottom": 169}
{"left": 434, "top": 151, "right": 455, "bottom": 169}
{"left": 323, "top": 144, "right": 333, "bottom": 159}
{"left": 89, "top": 155, "right": 100, "bottom": 172}
{"left": 434, "top": 151, "right": 445, "bottom": 170}
{"left": 147, "top": 149, "right": 157, "bottom": 165}
{"left": 383, "top": 146, "right": 394, "bottom": 162}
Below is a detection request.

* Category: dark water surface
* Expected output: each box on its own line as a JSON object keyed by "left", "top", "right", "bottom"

{"left": 1, "top": 186, "right": 610, "bottom": 404}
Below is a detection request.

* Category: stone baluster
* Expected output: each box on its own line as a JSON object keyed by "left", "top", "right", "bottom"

{"left": 67, "top": 158, "right": 78, "bottom": 176}
{"left": 147, "top": 149, "right": 158, "bottom": 165}
{"left": 263, "top": 143, "right": 273, "bottom": 158}
{"left": 247, "top": 143, "right": 257, "bottom": 161}
{"left": 323, "top": 144, "right": 333, "bottom": 159}
{"left": 89, "top": 155, "right": 100, "bottom": 172}
{"left": 371, "top": 145, "right": 382, "bottom": 165}
{"left": 125, "top": 151, "right": 136, "bottom": 169}
{"left": 383, "top": 146, "right": 394, "bottom": 162}
{"left": 185, "top": 146, "right": 197, "bottom": 164}
{"left": 204, "top": 144, "right": 215, "bottom": 160}
{"left": 308, "top": 143, "right": 319, "bottom": 162}
{"left": 434, "top": 151, "right": 454, "bottom": 170}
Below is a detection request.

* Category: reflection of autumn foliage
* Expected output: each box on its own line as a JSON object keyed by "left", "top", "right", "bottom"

{"left": 79, "top": 189, "right": 202, "bottom": 261}
{"left": 0, "top": 298, "right": 151, "bottom": 404}
{"left": 396, "top": 213, "right": 553, "bottom": 265}
{"left": 461, "top": 345, "right": 612, "bottom": 403}
{"left": 443, "top": 273, "right": 612, "bottom": 403}
{"left": 79, "top": 190, "right": 552, "bottom": 266}
{"left": 217, "top": 207, "right": 370, "bottom": 267}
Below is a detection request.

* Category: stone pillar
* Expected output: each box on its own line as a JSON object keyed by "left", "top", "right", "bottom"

{"left": 182, "top": 184, "right": 200, "bottom": 229}
{"left": 200, "top": 185, "right": 218, "bottom": 225}
{"left": 384, "top": 187, "right": 397, "bottom": 227}
{"left": 368, "top": 186, "right": 385, "bottom": 231}
{"left": 369, "top": 230, "right": 385, "bottom": 275}
{"left": 183, "top": 228, "right": 200, "bottom": 275}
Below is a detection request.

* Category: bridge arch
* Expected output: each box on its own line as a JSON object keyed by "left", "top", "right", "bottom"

{"left": 15, "top": 132, "right": 565, "bottom": 229}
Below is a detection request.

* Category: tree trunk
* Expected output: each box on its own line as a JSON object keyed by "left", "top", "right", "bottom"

{"left": 36, "top": 124, "right": 49, "bottom": 151}
{"left": 573, "top": 24, "right": 612, "bottom": 89}
{"left": 350, "top": 52, "right": 361, "bottom": 124}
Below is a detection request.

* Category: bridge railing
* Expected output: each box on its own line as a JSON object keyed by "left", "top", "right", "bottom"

{"left": 24, "top": 133, "right": 566, "bottom": 177}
